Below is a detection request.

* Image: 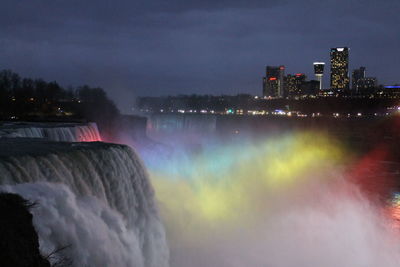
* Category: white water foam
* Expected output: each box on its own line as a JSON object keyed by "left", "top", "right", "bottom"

{"left": 0, "top": 139, "right": 169, "bottom": 267}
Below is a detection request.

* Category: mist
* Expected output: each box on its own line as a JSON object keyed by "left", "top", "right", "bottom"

{"left": 134, "top": 129, "right": 400, "bottom": 267}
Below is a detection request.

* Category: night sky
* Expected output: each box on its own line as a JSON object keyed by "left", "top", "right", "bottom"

{"left": 1, "top": 0, "right": 399, "bottom": 112}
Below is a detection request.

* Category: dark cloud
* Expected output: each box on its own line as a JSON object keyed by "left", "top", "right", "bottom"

{"left": 1, "top": 0, "right": 399, "bottom": 112}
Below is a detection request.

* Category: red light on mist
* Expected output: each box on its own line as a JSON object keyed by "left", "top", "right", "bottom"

{"left": 347, "top": 144, "right": 400, "bottom": 228}
{"left": 387, "top": 205, "right": 400, "bottom": 229}
{"left": 269, "top": 77, "right": 277, "bottom": 81}
{"left": 348, "top": 144, "right": 392, "bottom": 198}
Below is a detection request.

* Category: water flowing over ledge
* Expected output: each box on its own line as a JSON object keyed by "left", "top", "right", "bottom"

{"left": 0, "top": 138, "right": 169, "bottom": 267}
{"left": 0, "top": 122, "right": 101, "bottom": 142}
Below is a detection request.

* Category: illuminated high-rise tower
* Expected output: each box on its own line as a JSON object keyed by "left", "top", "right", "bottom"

{"left": 286, "top": 73, "right": 306, "bottom": 97}
{"left": 330, "top": 47, "right": 350, "bottom": 91}
{"left": 262, "top": 65, "right": 285, "bottom": 98}
{"left": 313, "top": 62, "right": 325, "bottom": 90}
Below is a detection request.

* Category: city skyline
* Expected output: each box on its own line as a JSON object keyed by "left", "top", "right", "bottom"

{"left": 2, "top": 2, "right": 400, "bottom": 267}
{"left": 261, "top": 46, "right": 385, "bottom": 98}
{"left": 1, "top": 0, "right": 399, "bottom": 112}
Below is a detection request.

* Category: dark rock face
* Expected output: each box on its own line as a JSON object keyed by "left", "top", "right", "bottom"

{"left": 0, "top": 193, "right": 50, "bottom": 267}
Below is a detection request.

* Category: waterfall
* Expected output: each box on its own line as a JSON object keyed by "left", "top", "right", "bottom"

{"left": 0, "top": 138, "right": 169, "bottom": 267}
{"left": 146, "top": 114, "right": 216, "bottom": 135}
{"left": 0, "top": 122, "right": 101, "bottom": 142}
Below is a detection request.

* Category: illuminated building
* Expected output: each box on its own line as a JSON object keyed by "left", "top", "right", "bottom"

{"left": 313, "top": 62, "right": 325, "bottom": 90}
{"left": 263, "top": 66, "right": 285, "bottom": 98}
{"left": 382, "top": 85, "right": 400, "bottom": 97}
{"left": 286, "top": 73, "right": 306, "bottom": 98}
{"left": 352, "top": 67, "right": 366, "bottom": 91}
{"left": 357, "top": 77, "right": 377, "bottom": 91}
{"left": 285, "top": 75, "right": 297, "bottom": 97}
{"left": 330, "top": 47, "right": 350, "bottom": 91}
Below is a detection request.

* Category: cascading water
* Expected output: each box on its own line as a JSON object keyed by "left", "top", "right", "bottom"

{"left": 2, "top": 119, "right": 400, "bottom": 267}
{"left": 146, "top": 114, "right": 217, "bottom": 144}
{"left": 0, "top": 122, "right": 101, "bottom": 142}
{"left": 0, "top": 138, "right": 169, "bottom": 267}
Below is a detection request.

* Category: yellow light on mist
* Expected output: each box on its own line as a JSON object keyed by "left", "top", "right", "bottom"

{"left": 150, "top": 132, "right": 344, "bottom": 229}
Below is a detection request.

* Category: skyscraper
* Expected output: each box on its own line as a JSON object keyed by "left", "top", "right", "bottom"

{"left": 262, "top": 65, "right": 285, "bottom": 98}
{"left": 330, "top": 47, "right": 350, "bottom": 91}
{"left": 352, "top": 67, "right": 366, "bottom": 91}
{"left": 286, "top": 73, "right": 306, "bottom": 97}
{"left": 313, "top": 62, "right": 325, "bottom": 90}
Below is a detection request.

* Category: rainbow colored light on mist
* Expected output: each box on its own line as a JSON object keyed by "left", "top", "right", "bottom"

{"left": 148, "top": 132, "right": 344, "bottom": 229}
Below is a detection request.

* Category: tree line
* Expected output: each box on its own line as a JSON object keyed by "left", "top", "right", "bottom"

{"left": 0, "top": 69, "right": 119, "bottom": 128}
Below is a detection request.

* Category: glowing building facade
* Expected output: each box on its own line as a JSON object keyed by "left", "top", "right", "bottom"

{"left": 286, "top": 73, "right": 306, "bottom": 97}
{"left": 263, "top": 66, "right": 285, "bottom": 98}
{"left": 313, "top": 62, "right": 325, "bottom": 90}
{"left": 330, "top": 47, "right": 350, "bottom": 91}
